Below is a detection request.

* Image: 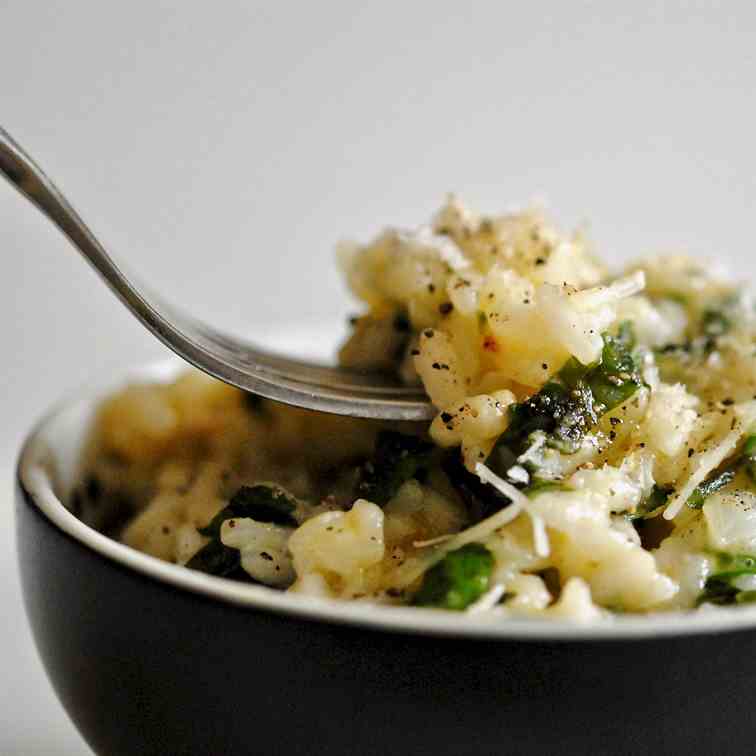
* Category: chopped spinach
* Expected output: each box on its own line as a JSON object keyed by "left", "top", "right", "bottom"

{"left": 632, "top": 484, "right": 674, "bottom": 519}
{"left": 696, "top": 577, "right": 737, "bottom": 606}
{"left": 587, "top": 322, "right": 644, "bottom": 413}
{"left": 686, "top": 468, "right": 738, "bottom": 510}
{"left": 185, "top": 538, "right": 247, "bottom": 579}
{"left": 356, "top": 431, "right": 434, "bottom": 506}
{"left": 495, "top": 379, "right": 597, "bottom": 458}
{"left": 199, "top": 484, "right": 298, "bottom": 536}
{"left": 447, "top": 324, "right": 644, "bottom": 520}
{"left": 697, "top": 552, "right": 756, "bottom": 606}
{"left": 412, "top": 543, "right": 494, "bottom": 610}
{"left": 487, "top": 323, "right": 643, "bottom": 479}
{"left": 185, "top": 484, "right": 298, "bottom": 579}
{"left": 684, "top": 433, "right": 756, "bottom": 511}
{"left": 705, "top": 552, "right": 756, "bottom": 581}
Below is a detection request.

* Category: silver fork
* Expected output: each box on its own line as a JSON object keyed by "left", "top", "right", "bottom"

{"left": 0, "top": 127, "right": 433, "bottom": 421}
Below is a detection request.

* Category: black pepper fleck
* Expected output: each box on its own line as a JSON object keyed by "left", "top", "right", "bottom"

{"left": 86, "top": 476, "right": 102, "bottom": 501}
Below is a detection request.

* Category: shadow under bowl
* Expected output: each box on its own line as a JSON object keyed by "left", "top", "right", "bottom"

{"left": 15, "top": 361, "right": 756, "bottom": 756}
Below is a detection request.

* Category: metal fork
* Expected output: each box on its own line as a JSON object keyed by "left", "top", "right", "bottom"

{"left": 0, "top": 127, "right": 433, "bottom": 421}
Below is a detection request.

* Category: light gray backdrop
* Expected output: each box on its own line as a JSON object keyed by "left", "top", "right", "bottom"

{"left": 2, "top": 2, "right": 755, "bottom": 753}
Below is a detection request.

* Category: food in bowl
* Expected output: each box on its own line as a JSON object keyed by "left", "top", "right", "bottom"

{"left": 75, "top": 197, "right": 756, "bottom": 620}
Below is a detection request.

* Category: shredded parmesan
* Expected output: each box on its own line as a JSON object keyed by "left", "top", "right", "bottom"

{"left": 385, "top": 463, "right": 529, "bottom": 589}
{"left": 610, "top": 270, "right": 647, "bottom": 300}
{"left": 530, "top": 513, "right": 551, "bottom": 558}
{"left": 664, "top": 425, "right": 742, "bottom": 520}
{"left": 507, "top": 464, "right": 530, "bottom": 485}
{"left": 517, "top": 433, "right": 546, "bottom": 467}
{"left": 474, "top": 462, "right": 530, "bottom": 507}
{"left": 412, "top": 534, "right": 454, "bottom": 549}
{"left": 466, "top": 583, "right": 508, "bottom": 614}
{"left": 475, "top": 462, "right": 550, "bottom": 557}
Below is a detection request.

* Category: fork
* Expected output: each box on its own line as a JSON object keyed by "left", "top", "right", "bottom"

{"left": 0, "top": 127, "right": 433, "bottom": 421}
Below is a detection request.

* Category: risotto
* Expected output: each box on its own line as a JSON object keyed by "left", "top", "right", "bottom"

{"left": 75, "top": 197, "right": 756, "bottom": 621}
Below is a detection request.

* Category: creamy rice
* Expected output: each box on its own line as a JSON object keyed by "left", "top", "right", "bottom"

{"left": 76, "top": 197, "right": 756, "bottom": 621}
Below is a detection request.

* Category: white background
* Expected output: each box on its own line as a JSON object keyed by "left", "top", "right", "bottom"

{"left": 3, "top": 2, "right": 756, "bottom": 753}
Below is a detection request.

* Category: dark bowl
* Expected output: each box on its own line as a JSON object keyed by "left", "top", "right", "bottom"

{"left": 16, "top": 361, "right": 756, "bottom": 756}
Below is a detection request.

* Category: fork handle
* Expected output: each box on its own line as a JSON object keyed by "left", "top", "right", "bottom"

{"left": 0, "top": 127, "right": 171, "bottom": 336}
{"left": 0, "top": 127, "right": 434, "bottom": 421}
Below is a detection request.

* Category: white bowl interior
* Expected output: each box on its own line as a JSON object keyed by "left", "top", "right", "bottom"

{"left": 18, "top": 357, "right": 756, "bottom": 641}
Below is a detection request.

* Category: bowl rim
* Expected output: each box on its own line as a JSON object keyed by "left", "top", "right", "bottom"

{"left": 17, "top": 357, "right": 756, "bottom": 642}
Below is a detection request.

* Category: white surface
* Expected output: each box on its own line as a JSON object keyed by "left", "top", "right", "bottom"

{"left": 3, "top": 2, "right": 756, "bottom": 752}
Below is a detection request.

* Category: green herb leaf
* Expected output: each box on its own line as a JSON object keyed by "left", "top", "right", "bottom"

{"left": 185, "top": 484, "right": 298, "bottom": 579}
{"left": 696, "top": 577, "right": 738, "bottom": 606}
{"left": 705, "top": 552, "right": 756, "bottom": 581}
{"left": 488, "top": 323, "right": 643, "bottom": 479}
{"left": 357, "top": 431, "right": 434, "bottom": 506}
{"left": 199, "top": 484, "right": 298, "bottom": 537}
{"left": 631, "top": 484, "right": 674, "bottom": 520}
{"left": 696, "top": 552, "right": 756, "bottom": 606}
{"left": 686, "top": 468, "right": 738, "bottom": 510}
{"left": 412, "top": 543, "right": 495, "bottom": 610}
{"left": 686, "top": 431, "right": 756, "bottom": 510}
{"left": 587, "top": 322, "right": 643, "bottom": 413}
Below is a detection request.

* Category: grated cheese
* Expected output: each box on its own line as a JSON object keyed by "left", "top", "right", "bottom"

{"left": 663, "top": 403, "right": 756, "bottom": 519}
{"left": 385, "top": 463, "right": 529, "bottom": 589}
{"left": 412, "top": 534, "right": 454, "bottom": 549}
{"left": 466, "top": 583, "right": 508, "bottom": 614}
{"left": 474, "top": 462, "right": 551, "bottom": 557}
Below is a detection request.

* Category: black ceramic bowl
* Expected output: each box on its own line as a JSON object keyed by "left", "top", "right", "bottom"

{"left": 16, "top": 362, "right": 756, "bottom": 756}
